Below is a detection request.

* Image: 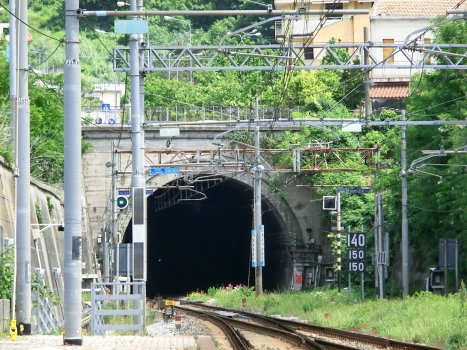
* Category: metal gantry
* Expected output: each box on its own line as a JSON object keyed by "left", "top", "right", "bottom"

{"left": 111, "top": 43, "right": 467, "bottom": 73}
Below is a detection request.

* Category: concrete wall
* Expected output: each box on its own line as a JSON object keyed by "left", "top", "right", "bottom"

{"left": 370, "top": 17, "right": 432, "bottom": 80}
{"left": 0, "top": 155, "right": 95, "bottom": 326}
{"left": 82, "top": 126, "right": 335, "bottom": 289}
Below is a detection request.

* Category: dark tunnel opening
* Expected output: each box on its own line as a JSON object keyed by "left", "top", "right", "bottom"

{"left": 123, "top": 177, "right": 293, "bottom": 298}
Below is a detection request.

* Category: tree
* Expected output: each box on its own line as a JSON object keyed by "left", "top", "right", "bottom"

{"left": 319, "top": 37, "right": 364, "bottom": 111}
{"left": 374, "top": 18, "right": 467, "bottom": 286}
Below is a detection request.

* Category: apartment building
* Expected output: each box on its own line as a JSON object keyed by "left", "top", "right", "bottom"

{"left": 274, "top": 0, "right": 467, "bottom": 112}
{"left": 274, "top": 0, "right": 374, "bottom": 46}
{"left": 369, "top": 0, "right": 467, "bottom": 111}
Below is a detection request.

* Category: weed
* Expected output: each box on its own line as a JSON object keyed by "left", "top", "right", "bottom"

{"left": 446, "top": 333, "right": 467, "bottom": 350}
{"left": 459, "top": 280, "right": 466, "bottom": 317}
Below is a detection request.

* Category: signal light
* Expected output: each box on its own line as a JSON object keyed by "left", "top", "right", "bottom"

{"left": 322, "top": 196, "right": 336, "bottom": 210}
{"left": 116, "top": 196, "right": 128, "bottom": 210}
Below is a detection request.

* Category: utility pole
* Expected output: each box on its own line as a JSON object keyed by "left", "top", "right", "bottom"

{"left": 374, "top": 146, "right": 385, "bottom": 299}
{"left": 336, "top": 192, "right": 341, "bottom": 293}
{"left": 363, "top": 27, "right": 370, "bottom": 124}
{"left": 111, "top": 141, "right": 118, "bottom": 295}
{"left": 375, "top": 190, "right": 385, "bottom": 298}
{"left": 129, "top": 0, "right": 145, "bottom": 329}
{"left": 63, "top": 0, "right": 83, "bottom": 344}
{"left": 9, "top": 0, "right": 17, "bottom": 150}
{"left": 401, "top": 110, "right": 409, "bottom": 298}
{"left": 15, "top": 0, "right": 31, "bottom": 335}
{"left": 253, "top": 95, "right": 264, "bottom": 296}
{"left": 103, "top": 225, "right": 109, "bottom": 283}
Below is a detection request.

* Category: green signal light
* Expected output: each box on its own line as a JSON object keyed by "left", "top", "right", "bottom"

{"left": 116, "top": 196, "right": 128, "bottom": 209}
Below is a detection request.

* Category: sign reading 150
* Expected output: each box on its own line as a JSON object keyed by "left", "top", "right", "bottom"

{"left": 348, "top": 249, "right": 365, "bottom": 260}
{"left": 348, "top": 261, "right": 366, "bottom": 272}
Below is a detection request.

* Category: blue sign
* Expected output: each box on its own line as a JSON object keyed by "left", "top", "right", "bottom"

{"left": 115, "top": 20, "right": 148, "bottom": 34}
{"left": 348, "top": 188, "right": 371, "bottom": 194}
{"left": 150, "top": 168, "right": 180, "bottom": 175}
{"left": 107, "top": 118, "right": 115, "bottom": 125}
{"left": 101, "top": 103, "right": 110, "bottom": 112}
{"left": 118, "top": 189, "right": 154, "bottom": 195}
{"left": 335, "top": 188, "right": 371, "bottom": 194}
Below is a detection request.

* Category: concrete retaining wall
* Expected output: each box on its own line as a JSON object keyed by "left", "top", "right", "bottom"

{"left": 0, "top": 156, "right": 95, "bottom": 326}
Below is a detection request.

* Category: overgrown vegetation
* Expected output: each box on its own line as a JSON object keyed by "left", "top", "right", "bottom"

{"left": 187, "top": 286, "right": 467, "bottom": 348}
{"left": 0, "top": 245, "right": 14, "bottom": 300}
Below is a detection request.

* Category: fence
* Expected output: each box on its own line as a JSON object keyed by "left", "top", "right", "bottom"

{"left": 31, "top": 283, "right": 62, "bottom": 334}
{"left": 83, "top": 105, "right": 302, "bottom": 125}
{"left": 0, "top": 299, "right": 9, "bottom": 333}
{"left": 90, "top": 282, "right": 146, "bottom": 335}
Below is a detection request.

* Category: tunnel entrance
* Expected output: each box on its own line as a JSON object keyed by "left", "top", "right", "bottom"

{"left": 123, "top": 176, "right": 293, "bottom": 298}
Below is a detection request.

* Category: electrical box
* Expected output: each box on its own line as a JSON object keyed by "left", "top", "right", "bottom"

{"left": 32, "top": 229, "right": 41, "bottom": 241}
{"left": 430, "top": 270, "right": 445, "bottom": 289}
{"left": 325, "top": 267, "right": 335, "bottom": 281}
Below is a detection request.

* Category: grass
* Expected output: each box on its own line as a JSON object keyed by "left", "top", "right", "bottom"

{"left": 186, "top": 285, "right": 467, "bottom": 349}
{"left": 2, "top": 285, "right": 467, "bottom": 349}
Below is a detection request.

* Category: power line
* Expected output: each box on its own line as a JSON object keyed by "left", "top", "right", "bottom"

{"left": 0, "top": 2, "right": 62, "bottom": 42}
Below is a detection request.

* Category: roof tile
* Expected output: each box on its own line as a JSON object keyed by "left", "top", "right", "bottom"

{"left": 370, "top": 83, "right": 409, "bottom": 99}
{"left": 371, "top": 0, "right": 467, "bottom": 17}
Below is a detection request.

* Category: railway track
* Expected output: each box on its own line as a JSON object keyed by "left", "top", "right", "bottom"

{"left": 177, "top": 304, "right": 337, "bottom": 350}
{"left": 166, "top": 300, "right": 442, "bottom": 350}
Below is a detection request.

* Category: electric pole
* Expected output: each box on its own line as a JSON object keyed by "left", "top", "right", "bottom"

{"left": 401, "top": 110, "right": 409, "bottom": 298}
{"left": 15, "top": 0, "right": 31, "bottom": 335}
{"left": 129, "top": 0, "right": 146, "bottom": 329}
{"left": 253, "top": 95, "right": 264, "bottom": 296}
{"left": 63, "top": 0, "right": 83, "bottom": 344}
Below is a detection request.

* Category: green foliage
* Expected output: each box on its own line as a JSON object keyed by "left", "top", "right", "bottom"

{"left": 0, "top": 245, "right": 14, "bottom": 300}
{"left": 193, "top": 287, "right": 466, "bottom": 347}
{"left": 446, "top": 333, "right": 467, "bottom": 350}
{"left": 35, "top": 203, "right": 44, "bottom": 225}
{"left": 31, "top": 274, "right": 62, "bottom": 307}
{"left": 319, "top": 37, "right": 364, "bottom": 110}
{"left": 228, "top": 130, "right": 281, "bottom": 149}
{"left": 46, "top": 196, "right": 54, "bottom": 218}
{"left": 207, "top": 286, "right": 217, "bottom": 297}
{"left": 460, "top": 280, "right": 467, "bottom": 317}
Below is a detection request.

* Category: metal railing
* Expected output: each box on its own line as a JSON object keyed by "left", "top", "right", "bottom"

{"left": 90, "top": 282, "right": 146, "bottom": 335}
{"left": 31, "top": 283, "right": 62, "bottom": 334}
{"left": 82, "top": 105, "right": 301, "bottom": 125}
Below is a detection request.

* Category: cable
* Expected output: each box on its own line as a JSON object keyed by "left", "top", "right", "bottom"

{"left": 0, "top": 2, "right": 62, "bottom": 42}
{"left": 28, "top": 42, "right": 64, "bottom": 70}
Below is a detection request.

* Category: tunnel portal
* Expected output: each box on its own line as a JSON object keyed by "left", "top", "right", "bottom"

{"left": 124, "top": 176, "right": 294, "bottom": 298}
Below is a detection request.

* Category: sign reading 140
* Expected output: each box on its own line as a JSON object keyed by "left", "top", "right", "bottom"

{"left": 347, "top": 232, "right": 366, "bottom": 248}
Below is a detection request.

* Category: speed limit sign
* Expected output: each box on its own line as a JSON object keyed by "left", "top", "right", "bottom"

{"left": 347, "top": 232, "right": 366, "bottom": 273}
{"left": 347, "top": 232, "right": 366, "bottom": 248}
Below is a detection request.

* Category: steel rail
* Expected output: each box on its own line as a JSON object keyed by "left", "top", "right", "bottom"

{"left": 176, "top": 305, "right": 328, "bottom": 350}
{"left": 182, "top": 301, "right": 443, "bottom": 350}
{"left": 177, "top": 306, "right": 250, "bottom": 350}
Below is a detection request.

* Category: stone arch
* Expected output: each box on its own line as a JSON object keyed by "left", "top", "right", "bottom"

{"left": 122, "top": 171, "right": 323, "bottom": 297}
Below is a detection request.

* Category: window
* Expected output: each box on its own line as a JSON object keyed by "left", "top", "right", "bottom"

{"left": 325, "top": 3, "right": 343, "bottom": 19}
{"left": 383, "top": 39, "right": 395, "bottom": 64}
{"left": 304, "top": 47, "right": 314, "bottom": 60}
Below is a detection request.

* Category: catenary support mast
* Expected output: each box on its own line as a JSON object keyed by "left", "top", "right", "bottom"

{"left": 15, "top": 0, "right": 31, "bottom": 334}
{"left": 63, "top": 0, "right": 83, "bottom": 344}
